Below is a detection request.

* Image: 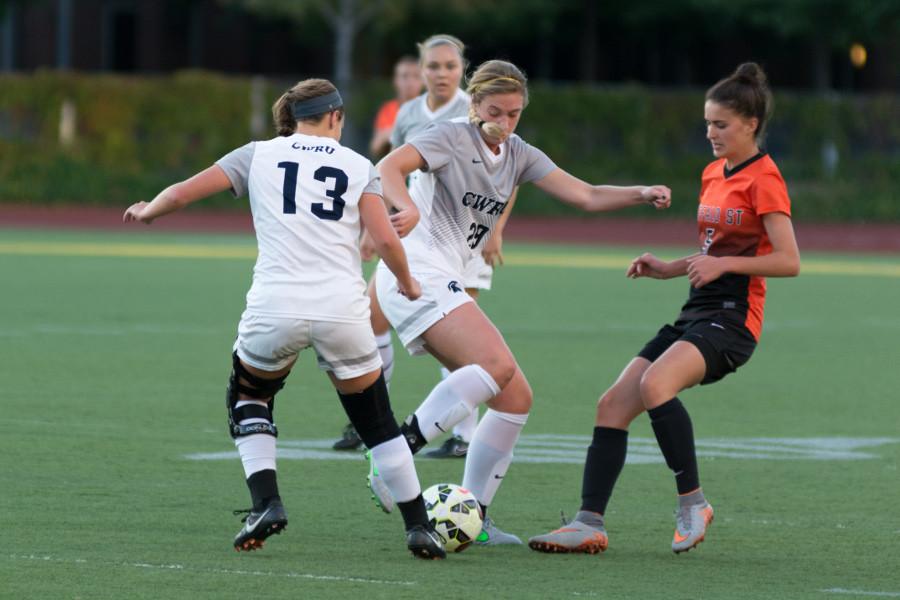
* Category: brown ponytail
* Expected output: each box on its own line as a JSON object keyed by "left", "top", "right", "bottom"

{"left": 271, "top": 79, "right": 343, "bottom": 136}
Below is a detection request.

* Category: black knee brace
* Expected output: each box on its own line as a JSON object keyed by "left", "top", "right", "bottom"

{"left": 337, "top": 372, "right": 401, "bottom": 449}
{"left": 226, "top": 352, "right": 288, "bottom": 439}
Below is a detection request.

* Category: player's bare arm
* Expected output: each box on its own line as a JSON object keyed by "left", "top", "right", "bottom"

{"left": 627, "top": 252, "right": 697, "bottom": 280}
{"left": 359, "top": 192, "right": 421, "bottom": 300}
{"left": 378, "top": 144, "right": 425, "bottom": 237}
{"left": 123, "top": 165, "right": 232, "bottom": 224}
{"left": 686, "top": 212, "right": 800, "bottom": 288}
{"left": 532, "top": 168, "right": 671, "bottom": 212}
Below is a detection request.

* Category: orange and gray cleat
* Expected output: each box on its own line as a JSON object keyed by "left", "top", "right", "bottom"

{"left": 528, "top": 514, "right": 608, "bottom": 554}
{"left": 672, "top": 501, "right": 714, "bottom": 553}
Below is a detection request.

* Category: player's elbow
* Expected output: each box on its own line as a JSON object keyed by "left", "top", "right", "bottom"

{"left": 782, "top": 250, "right": 801, "bottom": 277}
{"left": 374, "top": 235, "right": 402, "bottom": 259}
{"left": 165, "top": 183, "right": 190, "bottom": 209}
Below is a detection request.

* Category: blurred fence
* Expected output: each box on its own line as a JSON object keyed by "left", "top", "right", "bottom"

{"left": 0, "top": 70, "right": 897, "bottom": 221}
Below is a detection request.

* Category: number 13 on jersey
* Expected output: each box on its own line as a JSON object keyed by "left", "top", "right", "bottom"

{"left": 277, "top": 161, "right": 348, "bottom": 221}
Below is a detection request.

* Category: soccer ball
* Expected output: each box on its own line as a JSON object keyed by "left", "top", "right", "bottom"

{"left": 423, "top": 483, "right": 483, "bottom": 553}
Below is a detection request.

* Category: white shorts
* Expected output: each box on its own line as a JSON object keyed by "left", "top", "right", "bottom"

{"left": 234, "top": 311, "right": 382, "bottom": 379}
{"left": 463, "top": 253, "right": 493, "bottom": 291}
{"left": 375, "top": 262, "right": 474, "bottom": 356}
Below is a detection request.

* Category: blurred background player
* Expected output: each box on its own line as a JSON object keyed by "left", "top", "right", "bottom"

{"left": 528, "top": 62, "right": 800, "bottom": 555}
{"left": 368, "top": 59, "right": 671, "bottom": 546}
{"left": 123, "top": 78, "right": 445, "bottom": 560}
{"left": 368, "top": 55, "right": 423, "bottom": 161}
{"left": 333, "top": 34, "right": 518, "bottom": 458}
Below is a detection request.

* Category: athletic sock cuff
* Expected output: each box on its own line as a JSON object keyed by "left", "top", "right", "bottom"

{"left": 593, "top": 426, "right": 628, "bottom": 445}
{"left": 647, "top": 397, "right": 683, "bottom": 421}
{"left": 471, "top": 364, "right": 502, "bottom": 396}
{"left": 485, "top": 408, "right": 529, "bottom": 426}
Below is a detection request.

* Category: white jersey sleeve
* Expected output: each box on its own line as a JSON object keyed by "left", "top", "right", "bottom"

{"left": 216, "top": 142, "right": 256, "bottom": 198}
{"left": 517, "top": 141, "right": 557, "bottom": 184}
{"left": 363, "top": 163, "right": 382, "bottom": 196}
{"left": 408, "top": 121, "right": 458, "bottom": 174}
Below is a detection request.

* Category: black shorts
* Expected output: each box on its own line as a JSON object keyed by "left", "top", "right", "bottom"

{"left": 637, "top": 313, "right": 757, "bottom": 384}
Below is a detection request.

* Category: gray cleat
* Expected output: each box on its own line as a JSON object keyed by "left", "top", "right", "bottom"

{"left": 474, "top": 516, "right": 522, "bottom": 546}
{"left": 672, "top": 501, "right": 714, "bottom": 553}
{"left": 528, "top": 512, "right": 608, "bottom": 554}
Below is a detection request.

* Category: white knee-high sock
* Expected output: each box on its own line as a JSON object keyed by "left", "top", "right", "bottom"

{"left": 370, "top": 435, "right": 421, "bottom": 502}
{"left": 440, "top": 366, "right": 478, "bottom": 442}
{"left": 376, "top": 331, "right": 394, "bottom": 385}
{"left": 453, "top": 408, "right": 479, "bottom": 442}
{"left": 462, "top": 409, "right": 528, "bottom": 507}
{"left": 413, "top": 364, "right": 500, "bottom": 442}
{"left": 233, "top": 399, "right": 276, "bottom": 477}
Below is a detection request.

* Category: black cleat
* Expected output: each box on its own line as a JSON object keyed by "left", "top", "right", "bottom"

{"left": 233, "top": 499, "right": 288, "bottom": 551}
{"left": 424, "top": 435, "right": 469, "bottom": 459}
{"left": 332, "top": 423, "right": 364, "bottom": 451}
{"left": 406, "top": 524, "right": 446, "bottom": 560}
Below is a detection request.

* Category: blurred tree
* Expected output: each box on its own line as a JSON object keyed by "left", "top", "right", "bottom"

{"left": 690, "top": 0, "right": 900, "bottom": 89}
{"left": 220, "top": 0, "right": 387, "bottom": 92}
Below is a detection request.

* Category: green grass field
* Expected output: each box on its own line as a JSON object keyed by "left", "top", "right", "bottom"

{"left": 2, "top": 227, "right": 899, "bottom": 600}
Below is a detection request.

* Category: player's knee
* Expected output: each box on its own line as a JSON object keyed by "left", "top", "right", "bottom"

{"left": 596, "top": 386, "right": 639, "bottom": 427}
{"left": 338, "top": 372, "right": 401, "bottom": 448}
{"left": 226, "top": 352, "right": 287, "bottom": 438}
{"left": 638, "top": 371, "right": 671, "bottom": 409}
{"left": 487, "top": 370, "right": 532, "bottom": 414}
{"left": 481, "top": 354, "right": 516, "bottom": 390}
{"left": 517, "top": 374, "right": 534, "bottom": 412}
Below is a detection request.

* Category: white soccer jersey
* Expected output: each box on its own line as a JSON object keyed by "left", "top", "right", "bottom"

{"left": 402, "top": 121, "right": 557, "bottom": 276}
{"left": 390, "top": 88, "right": 470, "bottom": 148}
{"left": 391, "top": 89, "right": 470, "bottom": 212}
{"left": 217, "top": 133, "right": 381, "bottom": 322}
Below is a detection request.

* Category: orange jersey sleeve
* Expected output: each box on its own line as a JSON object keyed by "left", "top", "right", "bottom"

{"left": 373, "top": 100, "right": 400, "bottom": 132}
{"left": 750, "top": 173, "right": 791, "bottom": 217}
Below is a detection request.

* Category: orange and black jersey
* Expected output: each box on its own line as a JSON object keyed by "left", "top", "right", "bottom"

{"left": 678, "top": 152, "right": 791, "bottom": 340}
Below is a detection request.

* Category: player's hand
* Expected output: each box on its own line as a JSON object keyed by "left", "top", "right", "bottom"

{"left": 123, "top": 201, "right": 153, "bottom": 224}
{"left": 686, "top": 254, "right": 725, "bottom": 288}
{"left": 482, "top": 233, "right": 504, "bottom": 267}
{"left": 641, "top": 185, "right": 671, "bottom": 210}
{"left": 627, "top": 252, "right": 671, "bottom": 279}
{"left": 360, "top": 230, "right": 378, "bottom": 262}
{"left": 398, "top": 277, "right": 422, "bottom": 301}
{"left": 390, "top": 207, "right": 419, "bottom": 238}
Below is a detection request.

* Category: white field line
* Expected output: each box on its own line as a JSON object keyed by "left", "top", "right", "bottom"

{"left": 5, "top": 554, "right": 416, "bottom": 586}
{"left": 821, "top": 589, "right": 900, "bottom": 597}
{"left": 185, "top": 436, "right": 899, "bottom": 465}
{"left": 2, "top": 241, "right": 899, "bottom": 278}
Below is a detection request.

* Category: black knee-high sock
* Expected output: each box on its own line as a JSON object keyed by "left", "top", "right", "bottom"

{"left": 580, "top": 426, "right": 628, "bottom": 514}
{"left": 247, "top": 469, "right": 280, "bottom": 510}
{"left": 648, "top": 397, "right": 699, "bottom": 494}
{"left": 397, "top": 495, "right": 429, "bottom": 531}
